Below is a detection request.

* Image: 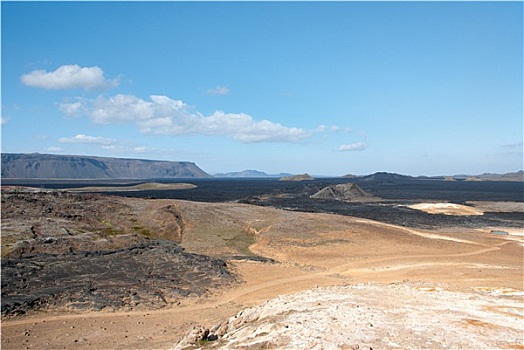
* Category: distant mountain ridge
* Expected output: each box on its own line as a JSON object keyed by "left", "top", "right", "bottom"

{"left": 2, "top": 153, "right": 521, "bottom": 181}
{"left": 453, "top": 171, "right": 524, "bottom": 182}
{"left": 1, "top": 153, "right": 211, "bottom": 179}
{"left": 343, "top": 171, "right": 524, "bottom": 182}
{"left": 214, "top": 170, "right": 293, "bottom": 178}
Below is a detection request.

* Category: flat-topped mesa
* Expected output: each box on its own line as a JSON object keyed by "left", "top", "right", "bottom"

{"left": 310, "top": 182, "right": 380, "bottom": 202}
{"left": 1, "top": 153, "right": 211, "bottom": 179}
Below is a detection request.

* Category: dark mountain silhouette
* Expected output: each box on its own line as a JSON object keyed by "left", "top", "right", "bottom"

{"left": 358, "top": 172, "right": 414, "bottom": 182}
{"left": 341, "top": 172, "right": 415, "bottom": 182}
{"left": 343, "top": 171, "right": 523, "bottom": 182}
{"left": 1, "top": 153, "right": 211, "bottom": 179}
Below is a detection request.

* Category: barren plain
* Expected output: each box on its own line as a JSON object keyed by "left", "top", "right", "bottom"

{"left": 1, "top": 179, "right": 523, "bottom": 349}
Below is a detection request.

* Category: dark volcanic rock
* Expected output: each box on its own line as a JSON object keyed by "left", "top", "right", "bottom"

{"left": 227, "top": 255, "right": 277, "bottom": 263}
{"left": 247, "top": 196, "right": 524, "bottom": 230}
{"left": 1, "top": 189, "right": 236, "bottom": 317}
{"left": 310, "top": 183, "right": 380, "bottom": 202}
{"left": 1, "top": 240, "right": 236, "bottom": 316}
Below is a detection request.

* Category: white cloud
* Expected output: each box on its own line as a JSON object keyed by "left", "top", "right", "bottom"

{"left": 133, "top": 146, "right": 152, "bottom": 153}
{"left": 58, "top": 134, "right": 117, "bottom": 145}
{"left": 1, "top": 116, "right": 9, "bottom": 125}
{"left": 60, "top": 94, "right": 317, "bottom": 143}
{"left": 338, "top": 142, "right": 367, "bottom": 152}
{"left": 56, "top": 134, "right": 158, "bottom": 156}
{"left": 21, "top": 65, "right": 119, "bottom": 90}
{"left": 58, "top": 99, "right": 90, "bottom": 117}
{"left": 206, "top": 86, "right": 230, "bottom": 95}
{"left": 315, "top": 125, "right": 341, "bottom": 132}
{"left": 46, "top": 146, "right": 63, "bottom": 152}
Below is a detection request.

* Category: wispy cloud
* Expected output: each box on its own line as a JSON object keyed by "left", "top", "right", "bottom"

{"left": 57, "top": 133, "right": 156, "bottom": 154}
{"left": 315, "top": 125, "right": 341, "bottom": 132}
{"left": 501, "top": 142, "right": 523, "bottom": 149}
{"left": 59, "top": 94, "right": 328, "bottom": 143}
{"left": 206, "top": 86, "right": 230, "bottom": 95}
{"left": 338, "top": 142, "right": 367, "bottom": 152}
{"left": 21, "top": 65, "right": 119, "bottom": 90}
{"left": 58, "top": 99, "right": 89, "bottom": 117}
{"left": 46, "top": 146, "right": 63, "bottom": 152}
{"left": 58, "top": 134, "right": 117, "bottom": 146}
{"left": 1, "top": 116, "right": 9, "bottom": 125}
{"left": 499, "top": 141, "right": 524, "bottom": 158}
{"left": 132, "top": 146, "right": 151, "bottom": 153}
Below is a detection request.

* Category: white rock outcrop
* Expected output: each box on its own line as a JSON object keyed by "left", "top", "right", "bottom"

{"left": 173, "top": 282, "right": 524, "bottom": 350}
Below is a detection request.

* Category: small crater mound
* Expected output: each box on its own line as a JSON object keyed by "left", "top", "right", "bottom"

{"left": 310, "top": 183, "right": 380, "bottom": 202}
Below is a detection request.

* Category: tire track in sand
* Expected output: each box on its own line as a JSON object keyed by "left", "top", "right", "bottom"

{"left": 3, "top": 228, "right": 520, "bottom": 328}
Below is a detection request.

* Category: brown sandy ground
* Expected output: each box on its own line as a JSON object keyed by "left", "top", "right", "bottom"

{"left": 2, "top": 198, "right": 523, "bottom": 349}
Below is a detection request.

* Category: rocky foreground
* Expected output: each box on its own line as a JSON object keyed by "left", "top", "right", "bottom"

{"left": 174, "top": 282, "right": 524, "bottom": 350}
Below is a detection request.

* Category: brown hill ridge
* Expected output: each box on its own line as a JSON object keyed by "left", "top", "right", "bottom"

{"left": 311, "top": 182, "right": 380, "bottom": 202}
{"left": 279, "top": 173, "right": 314, "bottom": 181}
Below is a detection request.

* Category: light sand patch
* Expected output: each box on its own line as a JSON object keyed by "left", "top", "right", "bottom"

{"left": 351, "top": 217, "right": 481, "bottom": 245}
{"left": 350, "top": 262, "right": 516, "bottom": 273}
{"left": 408, "top": 202, "right": 484, "bottom": 216}
{"left": 402, "top": 229, "right": 481, "bottom": 244}
{"left": 473, "top": 287, "right": 524, "bottom": 297}
{"left": 504, "top": 228, "right": 524, "bottom": 236}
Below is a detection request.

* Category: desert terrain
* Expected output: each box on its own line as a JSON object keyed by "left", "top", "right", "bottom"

{"left": 1, "top": 181, "right": 523, "bottom": 349}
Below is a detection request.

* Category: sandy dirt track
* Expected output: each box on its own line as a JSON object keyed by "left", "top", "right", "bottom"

{"left": 2, "top": 199, "right": 523, "bottom": 349}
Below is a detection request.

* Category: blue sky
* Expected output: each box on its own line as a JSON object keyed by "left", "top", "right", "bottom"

{"left": 2, "top": 1, "right": 522, "bottom": 176}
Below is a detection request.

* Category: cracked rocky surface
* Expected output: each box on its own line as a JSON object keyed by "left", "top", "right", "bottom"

{"left": 2, "top": 240, "right": 235, "bottom": 316}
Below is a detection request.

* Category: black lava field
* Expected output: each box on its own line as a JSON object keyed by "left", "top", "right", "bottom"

{"left": 5, "top": 177, "right": 523, "bottom": 229}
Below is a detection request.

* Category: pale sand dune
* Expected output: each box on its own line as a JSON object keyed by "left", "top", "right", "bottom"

{"left": 407, "top": 202, "right": 484, "bottom": 216}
